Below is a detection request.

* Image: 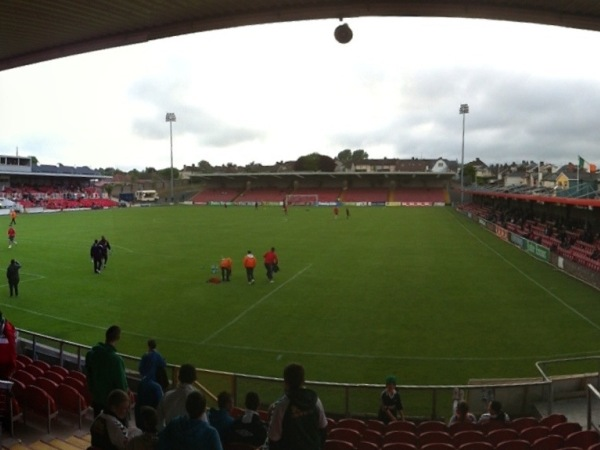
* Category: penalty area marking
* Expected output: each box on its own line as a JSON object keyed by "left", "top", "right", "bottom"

{"left": 201, "top": 265, "right": 312, "bottom": 345}
{"left": 0, "top": 272, "right": 46, "bottom": 288}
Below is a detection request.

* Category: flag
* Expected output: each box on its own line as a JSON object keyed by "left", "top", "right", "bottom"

{"left": 578, "top": 155, "right": 597, "bottom": 173}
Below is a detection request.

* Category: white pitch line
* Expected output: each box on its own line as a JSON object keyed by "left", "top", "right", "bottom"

{"left": 0, "top": 272, "right": 46, "bottom": 289}
{"left": 453, "top": 211, "right": 600, "bottom": 331}
{"left": 201, "top": 265, "right": 312, "bottom": 344}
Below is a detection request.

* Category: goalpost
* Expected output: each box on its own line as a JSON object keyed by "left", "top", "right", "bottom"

{"left": 285, "top": 194, "right": 319, "bottom": 206}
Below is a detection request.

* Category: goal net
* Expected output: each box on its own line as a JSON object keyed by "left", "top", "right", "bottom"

{"left": 285, "top": 194, "right": 319, "bottom": 206}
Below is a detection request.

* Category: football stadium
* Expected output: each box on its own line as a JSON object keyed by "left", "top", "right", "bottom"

{"left": 3, "top": 2, "right": 600, "bottom": 449}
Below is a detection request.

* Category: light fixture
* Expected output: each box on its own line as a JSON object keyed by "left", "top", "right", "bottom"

{"left": 334, "top": 20, "right": 353, "bottom": 44}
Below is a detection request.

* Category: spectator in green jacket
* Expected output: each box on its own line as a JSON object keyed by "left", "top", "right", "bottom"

{"left": 86, "top": 325, "right": 129, "bottom": 416}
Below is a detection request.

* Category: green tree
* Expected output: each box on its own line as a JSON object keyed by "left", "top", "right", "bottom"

{"left": 294, "top": 153, "right": 336, "bottom": 172}
{"left": 158, "top": 167, "right": 179, "bottom": 180}
{"left": 337, "top": 149, "right": 353, "bottom": 168}
{"left": 198, "top": 160, "right": 213, "bottom": 173}
{"left": 351, "top": 149, "right": 369, "bottom": 164}
{"left": 103, "top": 184, "right": 114, "bottom": 198}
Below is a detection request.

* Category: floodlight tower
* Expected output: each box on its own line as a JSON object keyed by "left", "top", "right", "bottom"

{"left": 165, "top": 112, "right": 176, "bottom": 204}
{"left": 459, "top": 103, "right": 469, "bottom": 204}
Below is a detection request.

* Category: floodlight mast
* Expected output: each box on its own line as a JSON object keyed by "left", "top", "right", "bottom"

{"left": 459, "top": 104, "right": 469, "bottom": 204}
{"left": 165, "top": 112, "right": 176, "bottom": 204}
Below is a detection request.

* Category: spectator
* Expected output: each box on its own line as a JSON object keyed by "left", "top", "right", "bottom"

{"left": 128, "top": 406, "right": 159, "bottom": 450}
{"left": 90, "top": 388, "right": 141, "bottom": 450}
{"left": 139, "top": 339, "right": 167, "bottom": 382}
{"left": 91, "top": 239, "right": 103, "bottom": 274}
{"left": 263, "top": 247, "right": 278, "bottom": 283}
{"left": 478, "top": 400, "right": 510, "bottom": 423}
{"left": 0, "top": 311, "right": 17, "bottom": 379}
{"left": 157, "top": 363, "right": 206, "bottom": 430}
{"left": 208, "top": 391, "right": 234, "bottom": 443}
{"left": 228, "top": 391, "right": 267, "bottom": 447}
{"left": 99, "top": 235, "right": 112, "bottom": 269}
{"left": 6, "top": 259, "right": 21, "bottom": 297}
{"left": 158, "top": 391, "right": 222, "bottom": 450}
{"left": 378, "top": 375, "right": 404, "bottom": 423}
{"left": 85, "top": 325, "right": 129, "bottom": 417}
{"left": 448, "top": 400, "right": 477, "bottom": 425}
{"left": 135, "top": 374, "right": 163, "bottom": 432}
{"left": 242, "top": 251, "right": 256, "bottom": 285}
{"left": 267, "top": 363, "right": 328, "bottom": 450}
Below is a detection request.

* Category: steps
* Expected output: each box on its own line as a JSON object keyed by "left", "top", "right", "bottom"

{"left": 2, "top": 432, "right": 90, "bottom": 450}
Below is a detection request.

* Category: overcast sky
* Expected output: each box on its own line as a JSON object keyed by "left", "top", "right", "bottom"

{"left": 1, "top": 17, "right": 600, "bottom": 172}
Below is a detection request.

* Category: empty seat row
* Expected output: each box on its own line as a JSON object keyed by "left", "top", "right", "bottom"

{"left": 329, "top": 427, "right": 598, "bottom": 448}
{"left": 10, "top": 355, "right": 92, "bottom": 433}
{"left": 326, "top": 430, "right": 600, "bottom": 450}
{"left": 329, "top": 415, "right": 571, "bottom": 436}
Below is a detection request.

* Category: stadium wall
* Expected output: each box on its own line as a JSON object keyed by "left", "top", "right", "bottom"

{"left": 459, "top": 208, "right": 600, "bottom": 290}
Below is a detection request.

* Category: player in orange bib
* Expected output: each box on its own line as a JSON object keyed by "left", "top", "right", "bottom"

{"left": 242, "top": 251, "right": 256, "bottom": 285}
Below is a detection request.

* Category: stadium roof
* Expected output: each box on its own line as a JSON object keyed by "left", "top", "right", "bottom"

{"left": 3, "top": 1, "right": 600, "bottom": 71}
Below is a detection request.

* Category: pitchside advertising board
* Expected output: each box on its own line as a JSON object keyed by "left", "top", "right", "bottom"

{"left": 505, "top": 226, "right": 551, "bottom": 262}
{"left": 474, "top": 216, "right": 550, "bottom": 263}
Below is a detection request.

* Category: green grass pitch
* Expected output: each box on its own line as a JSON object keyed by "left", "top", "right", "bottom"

{"left": 2, "top": 205, "right": 599, "bottom": 387}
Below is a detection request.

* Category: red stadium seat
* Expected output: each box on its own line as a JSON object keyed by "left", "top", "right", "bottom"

{"left": 479, "top": 420, "right": 507, "bottom": 434}
{"left": 366, "top": 419, "right": 386, "bottom": 434}
{"left": 336, "top": 418, "right": 367, "bottom": 434}
{"left": 382, "top": 443, "right": 418, "bottom": 450}
{"left": 417, "top": 421, "right": 448, "bottom": 434}
{"left": 43, "top": 370, "right": 64, "bottom": 385}
{"left": 520, "top": 426, "right": 549, "bottom": 444}
{"left": 62, "top": 376, "right": 92, "bottom": 404}
{"left": 34, "top": 377, "right": 58, "bottom": 401}
{"left": 357, "top": 442, "right": 378, "bottom": 450}
{"left": 328, "top": 428, "right": 361, "bottom": 446}
{"left": 324, "top": 439, "right": 355, "bottom": 450}
{"left": 47, "top": 365, "right": 70, "bottom": 379}
{"left": 563, "top": 429, "right": 600, "bottom": 449}
{"left": 458, "top": 442, "right": 494, "bottom": 450}
{"left": 510, "top": 417, "right": 539, "bottom": 432}
{"left": 0, "top": 379, "right": 23, "bottom": 437}
{"left": 360, "top": 429, "right": 383, "bottom": 447}
{"left": 420, "top": 444, "right": 455, "bottom": 450}
{"left": 448, "top": 422, "right": 478, "bottom": 435}
{"left": 68, "top": 370, "right": 87, "bottom": 384}
{"left": 550, "top": 421, "right": 582, "bottom": 438}
{"left": 531, "top": 434, "right": 563, "bottom": 450}
{"left": 383, "top": 430, "right": 418, "bottom": 446}
{"left": 486, "top": 428, "right": 519, "bottom": 446}
{"left": 418, "top": 431, "right": 453, "bottom": 446}
{"left": 495, "top": 439, "right": 530, "bottom": 450}
{"left": 386, "top": 420, "right": 417, "bottom": 433}
{"left": 22, "top": 364, "right": 44, "bottom": 378}
{"left": 12, "top": 369, "right": 36, "bottom": 387}
{"left": 24, "top": 384, "right": 58, "bottom": 433}
{"left": 16, "top": 354, "right": 33, "bottom": 366}
{"left": 30, "top": 360, "right": 51, "bottom": 373}
{"left": 453, "top": 430, "right": 485, "bottom": 447}
{"left": 538, "top": 414, "right": 566, "bottom": 428}
{"left": 57, "top": 383, "right": 91, "bottom": 429}
{"left": 8, "top": 377, "right": 26, "bottom": 403}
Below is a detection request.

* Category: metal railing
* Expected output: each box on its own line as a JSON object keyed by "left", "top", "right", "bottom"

{"left": 18, "top": 328, "right": 600, "bottom": 420}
